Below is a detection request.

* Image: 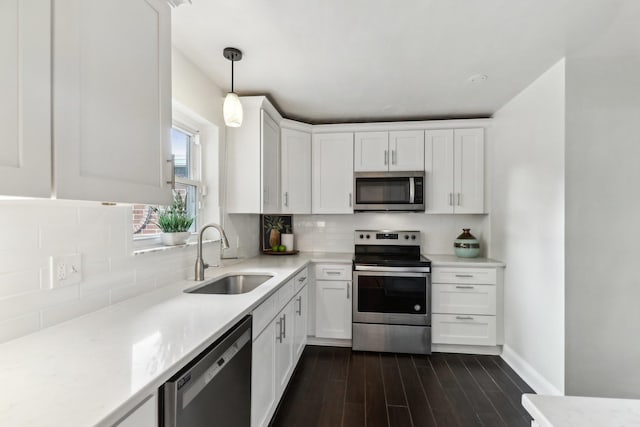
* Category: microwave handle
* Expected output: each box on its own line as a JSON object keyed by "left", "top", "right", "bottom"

{"left": 409, "top": 178, "right": 415, "bottom": 204}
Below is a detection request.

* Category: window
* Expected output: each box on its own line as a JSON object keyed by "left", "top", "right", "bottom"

{"left": 133, "top": 124, "right": 202, "bottom": 236}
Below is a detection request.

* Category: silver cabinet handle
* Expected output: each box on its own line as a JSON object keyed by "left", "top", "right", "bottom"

{"left": 392, "top": 150, "right": 396, "bottom": 165}
{"left": 298, "top": 277, "right": 306, "bottom": 283}
{"left": 327, "top": 271, "right": 341, "bottom": 275}
{"left": 276, "top": 317, "right": 283, "bottom": 343}
{"left": 166, "top": 155, "right": 175, "bottom": 189}
{"left": 456, "top": 316, "right": 474, "bottom": 321}
{"left": 282, "top": 314, "right": 286, "bottom": 339}
{"left": 346, "top": 283, "right": 350, "bottom": 300}
{"left": 349, "top": 192, "right": 353, "bottom": 207}
{"left": 284, "top": 192, "right": 289, "bottom": 207}
{"left": 384, "top": 150, "right": 388, "bottom": 165}
{"left": 449, "top": 193, "right": 453, "bottom": 206}
{"left": 455, "top": 274, "right": 473, "bottom": 278}
{"left": 296, "top": 296, "right": 302, "bottom": 315}
{"left": 455, "top": 285, "right": 475, "bottom": 289}
{"left": 263, "top": 187, "right": 269, "bottom": 204}
{"left": 457, "top": 193, "right": 461, "bottom": 206}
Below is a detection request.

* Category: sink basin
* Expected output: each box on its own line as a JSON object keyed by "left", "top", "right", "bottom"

{"left": 186, "top": 273, "right": 274, "bottom": 295}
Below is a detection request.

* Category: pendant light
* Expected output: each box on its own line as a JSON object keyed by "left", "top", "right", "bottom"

{"left": 223, "top": 47, "right": 243, "bottom": 127}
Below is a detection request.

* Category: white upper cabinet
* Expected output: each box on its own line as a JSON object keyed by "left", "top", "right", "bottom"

{"left": 354, "top": 131, "right": 389, "bottom": 172}
{"left": 53, "top": 0, "right": 173, "bottom": 205}
{"left": 281, "top": 127, "right": 311, "bottom": 214}
{"left": 389, "top": 130, "right": 425, "bottom": 171}
{"left": 354, "top": 130, "right": 424, "bottom": 172}
{"left": 312, "top": 133, "right": 354, "bottom": 214}
{"left": 227, "top": 97, "right": 282, "bottom": 214}
{"left": 425, "top": 128, "right": 484, "bottom": 214}
{"left": 0, "top": 0, "right": 51, "bottom": 198}
{"left": 454, "top": 128, "right": 484, "bottom": 214}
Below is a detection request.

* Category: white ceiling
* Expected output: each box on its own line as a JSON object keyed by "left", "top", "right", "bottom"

{"left": 172, "top": 0, "right": 624, "bottom": 124}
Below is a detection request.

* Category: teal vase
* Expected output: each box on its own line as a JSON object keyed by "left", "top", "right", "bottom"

{"left": 454, "top": 229, "right": 480, "bottom": 258}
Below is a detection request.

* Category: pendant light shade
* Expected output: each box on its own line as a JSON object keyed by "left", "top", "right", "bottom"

{"left": 223, "top": 47, "right": 243, "bottom": 127}
{"left": 223, "top": 92, "right": 243, "bottom": 127}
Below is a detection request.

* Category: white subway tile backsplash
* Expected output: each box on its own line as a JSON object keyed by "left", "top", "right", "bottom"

{"left": 0, "top": 270, "right": 41, "bottom": 299}
{"left": 0, "top": 200, "right": 224, "bottom": 344}
{"left": 0, "top": 313, "right": 40, "bottom": 343}
{"left": 41, "top": 292, "right": 110, "bottom": 329}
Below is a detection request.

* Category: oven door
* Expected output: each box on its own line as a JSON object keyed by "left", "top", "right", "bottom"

{"left": 353, "top": 269, "right": 430, "bottom": 326}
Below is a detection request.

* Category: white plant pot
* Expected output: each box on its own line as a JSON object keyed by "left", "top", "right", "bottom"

{"left": 161, "top": 232, "right": 191, "bottom": 246}
{"left": 281, "top": 233, "right": 294, "bottom": 251}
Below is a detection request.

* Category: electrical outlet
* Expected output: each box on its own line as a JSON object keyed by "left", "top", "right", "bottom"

{"left": 50, "top": 254, "right": 82, "bottom": 288}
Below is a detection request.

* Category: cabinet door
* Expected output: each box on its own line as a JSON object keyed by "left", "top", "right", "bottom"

{"left": 0, "top": 0, "right": 51, "bottom": 197}
{"left": 315, "top": 280, "right": 352, "bottom": 339}
{"left": 354, "top": 131, "right": 389, "bottom": 172}
{"left": 252, "top": 324, "right": 277, "bottom": 427}
{"left": 115, "top": 394, "right": 156, "bottom": 427}
{"left": 261, "top": 111, "right": 280, "bottom": 214}
{"left": 293, "top": 286, "right": 308, "bottom": 362}
{"left": 275, "top": 302, "right": 295, "bottom": 397}
{"left": 312, "top": 133, "right": 354, "bottom": 214}
{"left": 425, "top": 130, "right": 454, "bottom": 213}
{"left": 454, "top": 128, "right": 484, "bottom": 214}
{"left": 389, "top": 130, "right": 425, "bottom": 171}
{"left": 281, "top": 128, "right": 311, "bottom": 214}
{"left": 53, "top": 0, "right": 172, "bottom": 205}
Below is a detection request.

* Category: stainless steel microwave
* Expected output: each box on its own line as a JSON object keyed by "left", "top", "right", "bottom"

{"left": 353, "top": 171, "right": 425, "bottom": 212}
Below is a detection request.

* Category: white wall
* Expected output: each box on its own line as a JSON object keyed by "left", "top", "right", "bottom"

{"left": 565, "top": 48, "right": 640, "bottom": 397}
{"left": 294, "top": 213, "right": 488, "bottom": 255}
{"left": 490, "top": 60, "right": 566, "bottom": 395}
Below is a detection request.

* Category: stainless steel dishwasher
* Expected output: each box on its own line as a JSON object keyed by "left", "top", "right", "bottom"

{"left": 162, "top": 316, "right": 252, "bottom": 427}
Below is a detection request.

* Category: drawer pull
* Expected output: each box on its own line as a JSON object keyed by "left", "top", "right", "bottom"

{"left": 326, "top": 271, "right": 341, "bottom": 275}
{"left": 276, "top": 317, "right": 283, "bottom": 343}
{"left": 296, "top": 296, "right": 302, "bottom": 315}
{"left": 456, "top": 316, "right": 474, "bottom": 321}
{"left": 455, "top": 285, "right": 475, "bottom": 289}
{"left": 455, "top": 274, "right": 474, "bottom": 278}
{"left": 298, "top": 276, "right": 307, "bottom": 283}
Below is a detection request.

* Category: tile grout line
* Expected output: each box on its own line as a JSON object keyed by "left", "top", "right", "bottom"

{"left": 340, "top": 349, "right": 351, "bottom": 427}
{"left": 461, "top": 354, "right": 510, "bottom": 426}
{"left": 378, "top": 353, "right": 391, "bottom": 426}
{"left": 394, "top": 354, "right": 415, "bottom": 427}
{"left": 410, "top": 354, "right": 438, "bottom": 426}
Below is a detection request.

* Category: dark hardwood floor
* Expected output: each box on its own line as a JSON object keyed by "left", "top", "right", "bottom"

{"left": 270, "top": 346, "right": 535, "bottom": 427}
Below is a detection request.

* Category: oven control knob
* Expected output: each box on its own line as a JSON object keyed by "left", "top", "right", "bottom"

{"left": 414, "top": 304, "right": 421, "bottom": 311}
{"left": 411, "top": 235, "right": 416, "bottom": 240}
{"left": 359, "top": 234, "right": 364, "bottom": 239}
{"left": 366, "top": 234, "right": 370, "bottom": 239}
{"left": 404, "top": 234, "right": 409, "bottom": 239}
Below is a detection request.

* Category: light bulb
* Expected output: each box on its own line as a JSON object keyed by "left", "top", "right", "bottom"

{"left": 223, "top": 93, "right": 243, "bottom": 127}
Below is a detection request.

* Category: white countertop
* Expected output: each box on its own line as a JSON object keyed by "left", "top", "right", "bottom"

{"left": 0, "top": 252, "right": 352, "bottom": 427}
{"left": 523, "top": 394, "right": 640, "bottom": 427}
{"left": 426, "top": 254, "right": 506, "bottom": 267}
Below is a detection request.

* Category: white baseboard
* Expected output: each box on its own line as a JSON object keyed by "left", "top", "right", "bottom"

{"left": 501, "top": 344, "right": 563, "bottom": 396}
{"left": 306, "top": 337, "right": 352, "bottom": 347}
{"left": 432, "top": 344, "right": 502, "bottom": 355}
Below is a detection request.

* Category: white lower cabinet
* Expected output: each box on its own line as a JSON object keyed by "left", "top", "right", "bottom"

{"left": 251, "top": 273, "right": 308, "bottom": 427}
{"left": 114, "top": 393, "right": 156, "bottom": 427}
{"left": 431, "top": 266, "right": 503, "bottom": 349}
{"left": 315, "top": 280, "right": 352, "bottom": 339}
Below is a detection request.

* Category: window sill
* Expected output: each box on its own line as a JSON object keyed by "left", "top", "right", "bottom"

{"left": 132, "top": 237, "right": 220, "bottom": 256}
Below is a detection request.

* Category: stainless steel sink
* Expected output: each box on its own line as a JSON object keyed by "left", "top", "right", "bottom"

{"left": 186, "top": 273, "right": 274, "bottom": 295}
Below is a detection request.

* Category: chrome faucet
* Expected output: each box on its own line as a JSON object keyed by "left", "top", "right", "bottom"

{"left": 195, "top": 223, "right": 230, "bottom": 281}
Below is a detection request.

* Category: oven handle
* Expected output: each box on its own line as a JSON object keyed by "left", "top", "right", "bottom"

{"left": 354, "top": 265, "right": 431, "bottom": 274}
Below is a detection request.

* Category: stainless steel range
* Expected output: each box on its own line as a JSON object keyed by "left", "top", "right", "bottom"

{"left": 352, "top": 230, "right": 432, "bottom": 355}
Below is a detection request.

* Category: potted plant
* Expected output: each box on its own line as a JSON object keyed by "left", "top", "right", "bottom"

{"left": 263, "top": 216, "right": 284, "bottom": 249}
{"left": 154, "top": 191, "right": 194, "bottom": 245}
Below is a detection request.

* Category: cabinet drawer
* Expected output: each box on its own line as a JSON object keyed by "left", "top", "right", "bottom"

{"left": 432, "top": 267, "right": 496, "bottom": 285}
{"left": 315, "top": 263, "right": 351, "bottom": 280}
{"left": 276, "top": 278, "right": 295, "bottom": 309}
{"left": 294, "top": 267, "right": 309, "bottom": 293}
{"left": 253, "top": 294, "right": 277, "bottom": 340}
{"left": 432, "top": 283, "right": 496, "bottom": 315}
{"left": 432, "top": 314, "right": 496, "bottom": 346}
